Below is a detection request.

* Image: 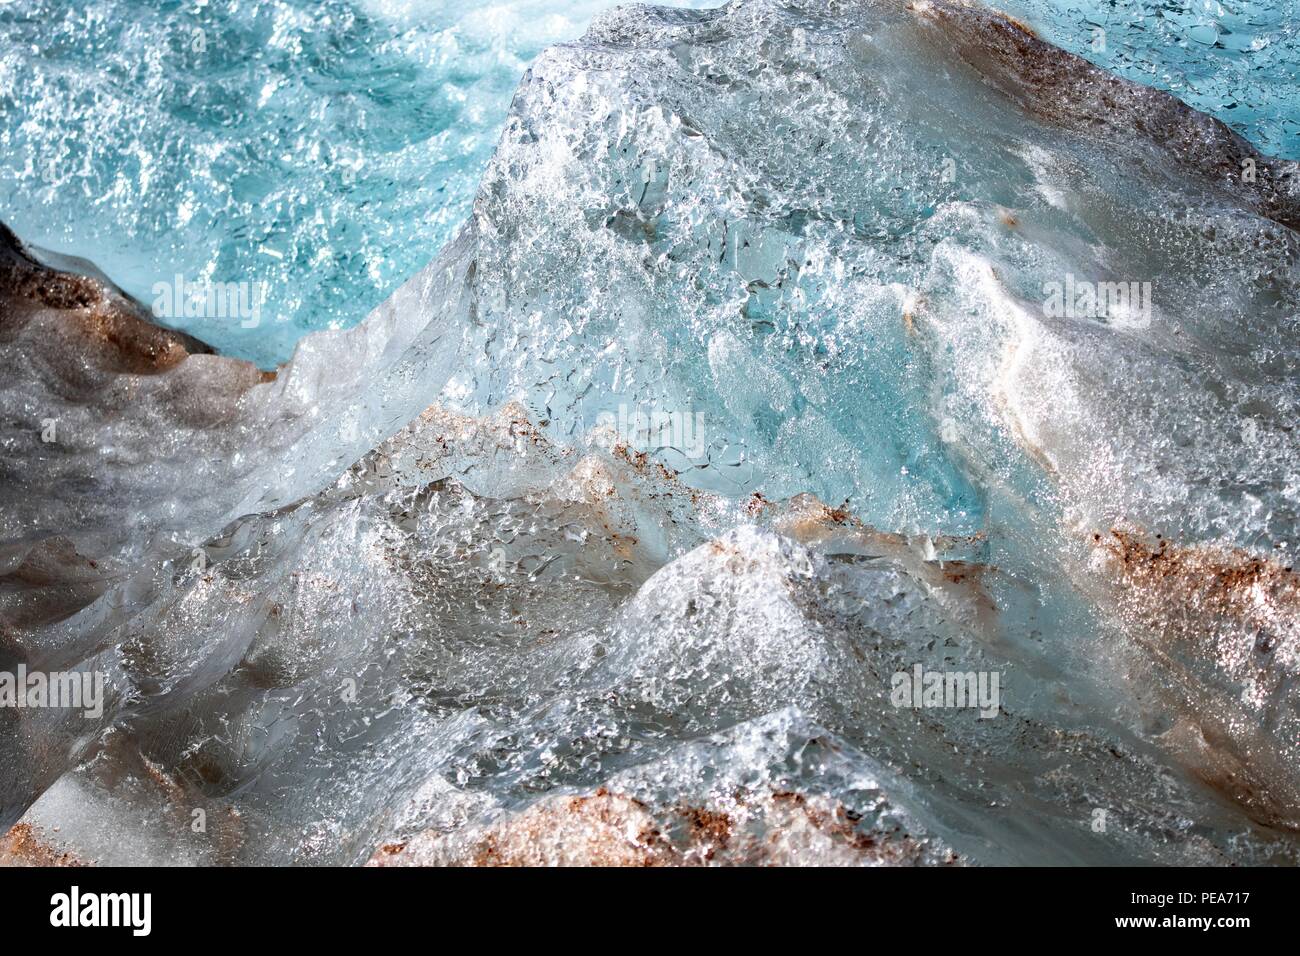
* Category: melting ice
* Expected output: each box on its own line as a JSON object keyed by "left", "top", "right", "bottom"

{"left": 1, "top": 0, "right": 1299, "bottom": 865}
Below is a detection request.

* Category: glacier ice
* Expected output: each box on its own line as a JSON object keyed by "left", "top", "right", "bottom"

{"left": 0, "top": 0, "right": 717, "bottom": 367}
{"left": 995, "top": 0, "right": 1300, "bottom": 161}
{"left": 1, "top": 0, "right": 1299, "bottom": 865}
{"left": 1, "top": 0, "right": 1288, "bottom": 370}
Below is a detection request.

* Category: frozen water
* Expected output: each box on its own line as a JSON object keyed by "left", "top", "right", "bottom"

{"left": 2, "top": 0, "right": 1299, "bottom": 865}
{"left": 997, "top": 0, "right": 1300, "bottom": 161}
{"left": 0, "top": 0, "right": 716, "bottom": 367}
{"left": 0, "top": 0, "right": 1292, "bottom": 368}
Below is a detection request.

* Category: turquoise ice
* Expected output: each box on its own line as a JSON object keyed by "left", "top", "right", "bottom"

{"left": 0, "top": 0, "right": 1295, "bottom": 365}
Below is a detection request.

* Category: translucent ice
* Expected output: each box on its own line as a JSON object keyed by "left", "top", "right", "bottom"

{"left": 2, "top": 0, "right": 1298, "bottom": 865}
{"left": 0, "top": 0, "right": 716, "bottom": 366}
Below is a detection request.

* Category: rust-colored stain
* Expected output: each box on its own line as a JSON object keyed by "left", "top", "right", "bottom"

{"left": 0, "top": 824, "right": 86, "bottom": 867}
{"left": 1, "top": 220, "right": 276, "bottom": 381}
{"left": 912, "top": 2, "right": 1298, "bottom": 230}
{"left": 1097, "top": 527, "right": 1300, "bottom": 627}
{"left": 1093, "top": 526, "right": 1300, "bottom": 831}
{"left": 368, "top": 786, "right": 956, "bottom": 867}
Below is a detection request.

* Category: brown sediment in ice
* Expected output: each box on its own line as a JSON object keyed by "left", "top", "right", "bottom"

{"left": 55, "top": 735, "right": 251, "bottom": 865}
{"left": 376, "top": 790, "right": 671, "bottom": 867}
{"left": 0, "top": 218, "right": 274, "bottom": 430}
{"left": 0, "top": 823, "right": 86, "bottom": 867}
{"left": 1157, "top": 717, "right": 1297, "bottom": 834}
{"left": 912, "top": 280, "right": 1300, "bottom": 830}
{"left": 771, "top": 493, "right": 999, "bottom": 628}
{"left": 362, "top": 402, "right": 1000, "bottom": 627}
{"left": 1088, "top": 527, "right": 1300, "bottom": 830}
{"left": 366, "top": 786, "right": 953, "bottom": 867}
{"left": 983, "top": 353, "right": 1300, "bottom": 829}
{"left": 0, "top": 536, "right": 111, "bottom": 631}
{"left": 1093, "top": 527, "right": 1300, "bottom": 646}
{"left": 910, "top": 1, "right": 1299, "bottom": 231}
{"left": 0, "top": 220, "right": 267, "bottom": 378}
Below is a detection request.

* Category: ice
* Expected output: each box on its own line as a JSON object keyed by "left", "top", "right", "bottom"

{"left": 0, "top": 0, "right": 716, "bottom": 367}
{"left": 2, "top": 0, "right": 1299, "bottom": 865}
{"left": 995, "top": 0, "right": 1300, "bottom": 161}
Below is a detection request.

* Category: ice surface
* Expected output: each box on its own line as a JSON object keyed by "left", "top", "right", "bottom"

{"left": 2, "top": 0, "right": 1299, "bottom": 865}
{"left": 0, "top": 1, "right": 1291, "bottom": 369}
{"left": 996, "top": 0, "right": 1300, "bottom": 161}
{"left": 0, "top": 0, "right": 716, "bottom": 367}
